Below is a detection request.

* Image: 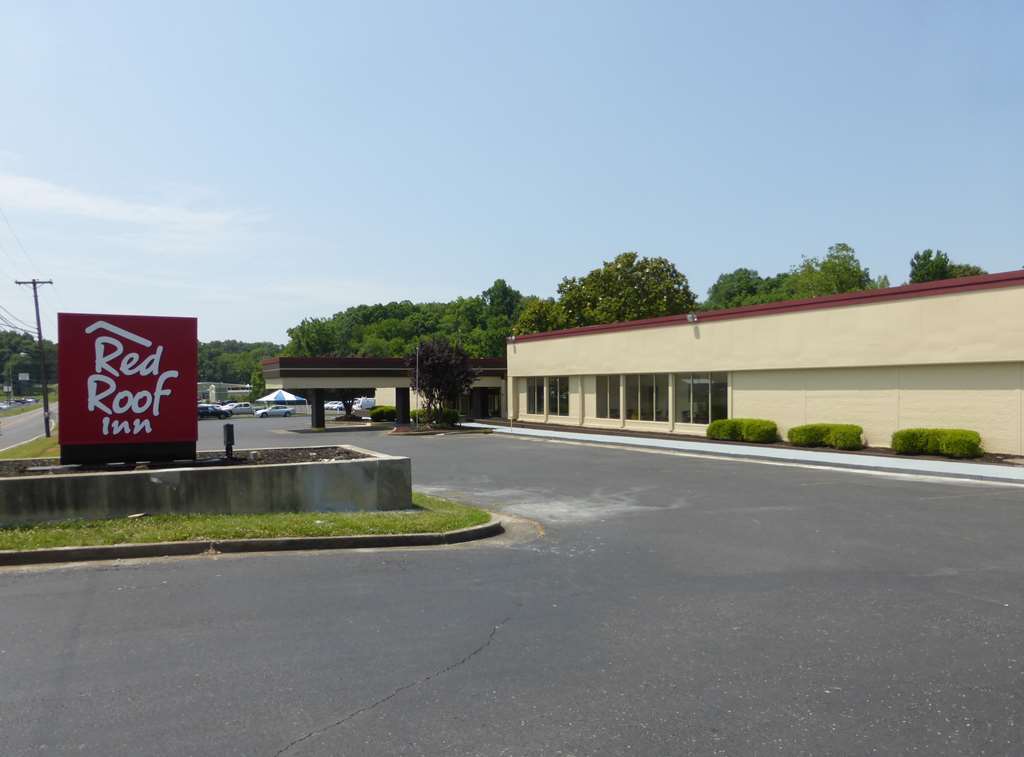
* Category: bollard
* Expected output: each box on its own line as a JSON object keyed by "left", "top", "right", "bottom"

{"left": 223, "top": 423, "right": 235, "bottom": 460}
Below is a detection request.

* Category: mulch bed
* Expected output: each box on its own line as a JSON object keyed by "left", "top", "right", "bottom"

{"left": 0, "top": 446, "right": 365, "bottom": 479}
{"left": 389, "top": 425, "right": 493, "bottom": 436}
{"left": 503, "top": 421, "right": 1023, "bottom": 468}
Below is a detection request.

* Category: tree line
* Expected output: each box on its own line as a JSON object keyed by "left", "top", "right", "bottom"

{"left": 281, "top": 244, "right": 992, "bottom": 359}
{"left": 0, "top": 330, "right": 57, "bottom": 394}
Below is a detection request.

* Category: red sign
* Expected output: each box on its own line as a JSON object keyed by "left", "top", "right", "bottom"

{"left": 58, "top": 313, "right": 198, "bottom": 448}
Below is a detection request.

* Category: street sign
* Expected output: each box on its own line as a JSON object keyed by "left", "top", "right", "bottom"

{"left": 58, "top": 312, "right": 198, "bottom": 464}
{"left": 17, "top": 372, "right": 29, "bottom": 381}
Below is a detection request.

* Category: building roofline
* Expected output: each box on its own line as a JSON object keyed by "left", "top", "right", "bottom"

{"left": 508, "top": 269, "right": 1024, "bottom": 344}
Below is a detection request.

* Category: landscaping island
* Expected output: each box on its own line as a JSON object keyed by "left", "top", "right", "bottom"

{"left": 0, "top": 492, "right": 490, "bottom": 552}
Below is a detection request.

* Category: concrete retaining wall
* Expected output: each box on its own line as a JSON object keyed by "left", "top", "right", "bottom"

{"left": 0, "top": 446, "right": 412, "bottom": 526}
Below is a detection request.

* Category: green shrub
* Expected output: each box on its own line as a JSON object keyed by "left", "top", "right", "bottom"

{"left": 369, "top": 405, "right": 397, "bottom": 422}
{"left": 739, "top": 419, "right": 778, "bottom": 443}
{"left": 891, "top": 428, "right": 928, "bottom": 454}
{"left": 938, "top": 430, "right": 983, "bottom": 458}
{"left": 788, "top": 423, "right": 864, "bottom": 450}
{"left": 787, "top": 423, "right": 831, "bottom": 447}
{"left": 706, "top": 418, "right": 777, "bottom": 443}
{"left": 891, "top": 428, "right": 983, "bottom": 458}
{"left": 439, "top": 408, "right": 461, "bottom": 426}
{"left": 707, "top": 419, "right": 743, "bottom": 441}
{"left": 824, "top": 424, "right": 864, "bottom": 450}
{"left": 409, "top": 407, "right": 461, "bottom": 426}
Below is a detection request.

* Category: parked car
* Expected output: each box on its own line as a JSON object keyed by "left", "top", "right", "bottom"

{"left": 223, "top": 402, "right": 254, "bottom": 415}
{"left": 352, "top": 397, "right": 376, "bottom": 411}
{"left": 198, "top": 403, "right": 232, "bottom": 419}
{"left": 324, "top": 400, "right": 343, "bottom": 411}
{"left": 255, "top": 405, "right": 293, "bottom": 418}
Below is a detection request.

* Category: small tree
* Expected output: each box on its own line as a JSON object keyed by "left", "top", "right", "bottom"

{"left": 407, "top": 338, "right": 476, "bottom": 425}
{"left": 248, "top": 366, "right": 266, "bottom": 402}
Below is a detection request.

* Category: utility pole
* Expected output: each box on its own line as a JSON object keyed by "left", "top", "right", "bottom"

{"left": 15, "top": 279, "right": 54, "bottom": 437}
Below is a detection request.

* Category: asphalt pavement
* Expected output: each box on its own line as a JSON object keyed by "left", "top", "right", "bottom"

{"left": 0, "top": 404, "right": 55, "bottom": 450}
{"left": 3, "top": 422, "right": 1024, "bottom": 755}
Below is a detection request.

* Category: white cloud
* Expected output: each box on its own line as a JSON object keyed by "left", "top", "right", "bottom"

{"left": 0, "top": 173, "right": 237, "bottom": 228}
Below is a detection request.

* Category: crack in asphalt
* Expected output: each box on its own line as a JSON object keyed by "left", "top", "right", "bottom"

{"left": 272, "top": 615, "right": 513, "bottom": 756}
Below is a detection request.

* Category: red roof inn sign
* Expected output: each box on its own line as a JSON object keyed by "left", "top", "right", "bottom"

{"left": 58, "top": 313, "right": 198, "bottom": 464}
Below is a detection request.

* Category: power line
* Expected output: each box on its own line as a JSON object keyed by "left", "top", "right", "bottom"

{"left": 0, "top": 313, "right": 34, "bottom": 335}
{"left": 0, "top": 303, "right": 34, "bottom": 330}
{"left": 0, "top": 206, "right": 36, "bottom": 268}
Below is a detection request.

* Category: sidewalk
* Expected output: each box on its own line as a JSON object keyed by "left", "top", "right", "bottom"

{"left": 465, "top": 422, "right": 1024, "bottom": 485}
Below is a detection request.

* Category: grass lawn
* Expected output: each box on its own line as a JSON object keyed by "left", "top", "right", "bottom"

{"left": 0, "top": 403, "right": 37, "bottom": 419}
{"left": 0, "top": 492, "right": 491, "bottom": 551}
{"left": 0, "top": 434, "right": 59, "bottom": 460}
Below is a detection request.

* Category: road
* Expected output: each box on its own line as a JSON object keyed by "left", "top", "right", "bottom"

{"left": 0, "top": 404, "right": 55, "bottom": 451}
{"left": 3, "top": 423, "right": 1024, "bottom": 755}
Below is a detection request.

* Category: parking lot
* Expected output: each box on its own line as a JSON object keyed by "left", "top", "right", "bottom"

{"left": 4, "top": 422, "right": 1024, "bottom": 755}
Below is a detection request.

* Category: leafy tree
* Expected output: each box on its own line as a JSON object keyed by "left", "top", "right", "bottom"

{"left": 909, "top": 249, "right": 987, "bottom": 283}
{"left": 513, "top": 297, "right": 568, "bottom": 335}
{"left": 785, "top": 243, "right": 874, "bottom": 299}
{"left": 0, "top": 330, "right": 57, "bottom": 395}
{"left": 284, "top": 317, "right": 338, "bottom": 357}
{"left": 407, "top": 338, "right": 476, "bottom": 424}
{"left": 248, "top": 365, "right": 266, "bottom": 402}
{"left": 704, "top": 268, "right": 765, "bottom": 310}
{"left": 948, "top": 263, "right": 987, "bottom": 278}
{"left": 481, "top": 278, "right": 522, "bottom": 320}
{"left": 557, "top": 252, "right": 696, "bottom": 327}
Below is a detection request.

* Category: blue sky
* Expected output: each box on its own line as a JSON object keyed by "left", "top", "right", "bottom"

{"left": 1, "top": 1, "right": 1021, "bottom": 342}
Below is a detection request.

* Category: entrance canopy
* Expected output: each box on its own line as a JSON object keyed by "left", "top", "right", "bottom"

{"left": 260, "top": 356, "right": 507, "bottom": 427}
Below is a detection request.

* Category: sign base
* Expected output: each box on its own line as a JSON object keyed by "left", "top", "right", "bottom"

{"left": 60, "top": 442, "right": 197, "bottom": 466}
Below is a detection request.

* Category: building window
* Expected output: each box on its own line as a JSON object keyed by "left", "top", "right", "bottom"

{"left": 710, "top": 372, "right": 728, "bottom": 422}
{"left": 691, "top": 374, "right": 710, "bottom": 424}
{"left": 654, "top": 374, "right": 669, "bottom": 422}
{"left": 625, "top": 374, "right": 639, "bottom": 419}
{"left": 674, "top": 374, "right": 692, "bottom": 423}
{"left": 557, "top": 377, "right": 570, "bottom": 416}
{"left": 545, "top": 376, "right": 569, "bottom": 417}
{"left": 671, "top": 372, "right": 728, "bottom": 424}
{"left": 623, "top": 374, "right": 672, "bottom": 423}
{"left": 639, "top": 374, "right": 654, "bottom": 420}
{"left": 595, "top": 374, "right": 620, "bottom": 419}
{"left": 526, "top": 377, "right": 544, "bottom": 415}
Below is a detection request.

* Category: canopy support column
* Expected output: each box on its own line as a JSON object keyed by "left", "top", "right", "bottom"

{"left": 310, "top": 389, "right": 326, "bottom": 429}
{"left": 396, "top": 387, "right": 411, "bottom": 425}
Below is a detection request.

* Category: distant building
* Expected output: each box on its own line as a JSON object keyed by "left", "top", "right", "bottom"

{"left": 197, "top": 382, "right": 251, "bottom": 403}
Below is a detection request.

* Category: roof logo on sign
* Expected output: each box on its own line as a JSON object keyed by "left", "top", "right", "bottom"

{"left": 84, "top": 320, "right": 153, "bottom": 348}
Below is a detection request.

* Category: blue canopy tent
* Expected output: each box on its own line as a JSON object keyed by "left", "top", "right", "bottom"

{"left": 255, "top": 389, "right": 306, "bottom": 405}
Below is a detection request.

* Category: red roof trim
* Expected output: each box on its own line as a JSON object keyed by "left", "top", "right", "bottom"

{"left": 509, "top": 269, "right": 1024, "bottom": 343}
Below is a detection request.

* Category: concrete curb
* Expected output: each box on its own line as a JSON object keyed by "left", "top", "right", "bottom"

{"left": 0, "top": 515, "right": 504, "bottom": 566}
{"left": 467, "top": 423, "right": 1024, "bottom": 485}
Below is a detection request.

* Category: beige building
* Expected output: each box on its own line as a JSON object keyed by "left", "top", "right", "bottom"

{"left": 506, "top": 270, "right": 1024, "bottom": 455}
